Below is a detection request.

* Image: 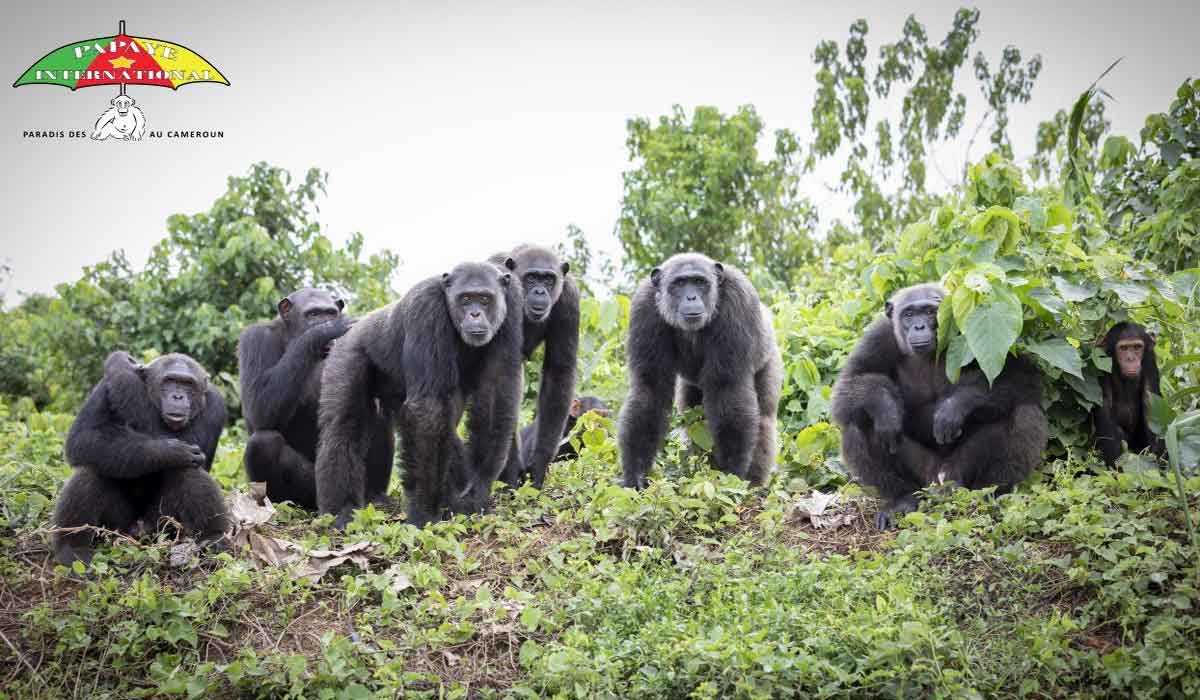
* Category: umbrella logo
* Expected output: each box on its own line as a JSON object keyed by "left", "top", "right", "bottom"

{"left": 13, "top": 20, "right": 229, "bottom": 142}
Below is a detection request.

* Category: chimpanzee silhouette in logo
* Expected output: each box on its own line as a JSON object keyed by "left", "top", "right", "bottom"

{"left": 92, "top": 92, "right": 146, "bottom": 141}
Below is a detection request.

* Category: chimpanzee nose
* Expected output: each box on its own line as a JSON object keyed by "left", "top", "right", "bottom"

{"left": 469, "top": 311, "right": 481, "bottom": 319}
{"left": 172, "top": 392, "right": 184, "bottom": 401}
{"left": 534, "top": 288, "right": 546, "bottom": 296}
{"left": 686, "top": 294, "right": 697, "bottom": 302}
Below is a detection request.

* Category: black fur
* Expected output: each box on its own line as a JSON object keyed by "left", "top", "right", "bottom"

{"left": 619, "top": 253, "right": 782, "bottom": 488}
{"left": 315, "top": 262, "right": 523, "bottom": 529}
{"left": 831, "top": 283, "right": 1048, "bottom": 529}
{"left": 1093, "top": 322, "right": 1165, "bottom": 466}
{"left": 53, "top": 352, "right": 229, "bottom": 564}
{"left": 519, "top": 396, "right": 609, "bottom": 464}
{"left": 238, "top": 288, "right": 393, "bottom": 508}
{"left": 489, "top": 245, "right": 581, "bottom": 489}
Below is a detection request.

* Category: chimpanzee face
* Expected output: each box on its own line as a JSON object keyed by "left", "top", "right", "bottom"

{"left": 443, "top": 263, "right": 510, "bottom": 347}
{"left": 111, "top": 94, "right": 135, "bottom": 115}
{"left": 503, "top": 247, "right": 569, "bottom": 323}
{"left": 143, "top": 355, "right": 208, "bottom": 432}
{"left": 887, "top": 284, "right": 945, "bottom": 355}
{"left": 278, "top": 288, "right": 344, "bottom": 335}
{"left": 653, "top": 254, "right": 723, "bottom": 331}
{"left": 571, "top": 396, "right": 611, "bottom": 418}
{"left": 1115, "top": 336, "right": 1145, "bottom": 379}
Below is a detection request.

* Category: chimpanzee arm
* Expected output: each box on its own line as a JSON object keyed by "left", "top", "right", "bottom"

{"left": 523, "top": 283, "right": 580, "bottom": 485}
{"left": 194, "top": 387, "right": 228, "bottom": 469}
{"left": 933, "top": 356, "right": 1042, "bottom": 444}
{"left": 1091, "top": 403, "right": 1127, "bottom": 466}
{"left": 618, "top": 285, "right": 677, "bottom": 489}
{"left": 461, "top": 340, "right": 524, "bottom": 509}
{"left": 831, "top": 319, "right": 905, "bottom": 440}
{"left": 239, "top": 320, "right": 349, "bottom": 430}
{"left": 64, "top": 381, "right": 196, "bottom": 478}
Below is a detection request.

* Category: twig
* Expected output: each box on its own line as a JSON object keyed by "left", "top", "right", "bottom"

{"left": 0, "top": 628, "right": 44, "bottom": 688}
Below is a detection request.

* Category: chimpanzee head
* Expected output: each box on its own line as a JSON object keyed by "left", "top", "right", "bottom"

{"left": 887, "top": 283, "right": 946, "bottom": 356}
{"left": 141, "top": 354, "right": 209, "bottom": 432}
{"left": 278, "top": 288, "right": 345, "bottom": 338}
{"left": 652, "top": 253, "right": 723, "bottom": 331}
{"left": 1104, "top": 322, "right": 1156, "bottom": 381}
{"left": 111, "top": 94, "right": 135, "bottom": 115}
{"left": 572, "top": 396, "right": 610, "bottom": 419}
{"left": 443, "top": 262, "right": 511, "bottom": 347}
{"left": 502, "top": 245, "right": 569, "bottom": 323}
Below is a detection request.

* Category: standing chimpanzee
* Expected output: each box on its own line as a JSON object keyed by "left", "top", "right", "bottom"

{"left": 315, "top": 262, "right": 523, "bottom": 529}
{"left": 1093, "top": 322, "right": 1165, "bottom": 466}
{"left": 238, "top": 288, "right": 394, "bottom": 509}
{"left": 831, "top": 283, "right": 1048, "bottom": 530}
{"left": 519, "top": 395, "right": 610, "bottom": 465}
{"left": 619, "top": 253, "right": 782, "bottom": 489}
{"left": 489, "top": 244, "right": 580, "bottom": 489}
{"left": 53, "top": 352, "right": 229, "bottom": 564}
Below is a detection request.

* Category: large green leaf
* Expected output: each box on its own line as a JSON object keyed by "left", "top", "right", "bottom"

{"left": 1025, "top": 338, "right": 1084, "bottom": 379}
{"left": 1053, "top": 276, "right": 1098, "bottom": 302}
{"left": 961, "top": 289, "right": 1023, "bottom": 384}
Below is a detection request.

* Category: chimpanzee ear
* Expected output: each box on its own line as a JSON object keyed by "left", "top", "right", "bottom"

{"left": 277, "top": 297, "right": 293, "bottom": 317}
{"left": 650, "top": 268, "right": 663, "bottom": 287}
{"left": 504, "top": 257, "right": 517, "bottom": 271}
{"left": 135, "top": 364, "right": 149, "bottom": 380}
{"left": 500, "top": 272, "right": 512, "bottom": 287}
{"left": 442, "top": 272, "right": 453, "bottom": 288}
{"left": 570, "top": 398, "right": 582, "bottom": 417}
{"left": 885, "top": 301, "right": 895, "bottom": 318}
{"left": 713, "top": 262, "right": 724, "bottom": 280}
{"left": 561, "top": 261, "right": 570, "bottom": 275}
{"left": 335, "top": 298, "right": 346, "bottom": 311}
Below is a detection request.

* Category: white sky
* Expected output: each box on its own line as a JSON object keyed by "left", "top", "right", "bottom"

{"left": 1, "top": 0, "right": 1197, "bottom": 301}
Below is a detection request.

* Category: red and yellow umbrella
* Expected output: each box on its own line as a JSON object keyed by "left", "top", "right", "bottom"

{"left": 12, "top": 20, "right": 228, "bottom": 91}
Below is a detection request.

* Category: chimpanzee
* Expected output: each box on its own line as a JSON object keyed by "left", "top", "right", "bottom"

{"left": 489, "top": 245, "right": 580, "bottom": 489}
{"left": 1093, "top": 322, "right": 1165, "bottom": 466}
{"left": 831, "top": 283, "right": 1048, "bottom": 530}
{"left": 53, "top": 352, "right": 229, "bottom": 564}
{"left": 238, "top": 288, "right": 393, "bottom": 509}
{"left": 619, "top": 253, "right": 782, "bottom": 489}
{"left": 519, "top": 395, "right": 610, "bottom": 465}
{"left": 315, "top": 262, "right": 523, "bottom": 529}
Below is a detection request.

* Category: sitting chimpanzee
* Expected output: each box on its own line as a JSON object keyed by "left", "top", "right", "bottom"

{"left": 238, "top": 288, "right": 393, "bottom": 509}
{"left": 1093, "top": 322, "right": 1165, "bottom": 466}
{"left": 519, "top": 395, "right": 610, "bottom": 465}
{"left": 53, "top": 352, "right": 229, "bottom": 564}
{"left": 831, "top": 283, "right": 1048, "bottom": 529}
{"left": 315, "top": 262, "right": 523, "bottom": 529}
{"left": 490, "top": 244, "right": 580, "bottom": 489}
{"left": 619, "top": 253, "right": 782, "bottom": 489}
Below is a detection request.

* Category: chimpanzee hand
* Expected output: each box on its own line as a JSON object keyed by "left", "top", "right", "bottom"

{"left": 161, "top": 438, "right": 206, "bottom": 469}
{"left": 933, "top": 399, "right": 965, "bottom": 446}
{"left": 305, "top": 316, "right": 356, "bottom": 357}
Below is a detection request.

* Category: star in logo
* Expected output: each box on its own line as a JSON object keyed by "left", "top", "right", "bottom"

{"left": 109, "top": 56, "right": 136, "bottom": 69}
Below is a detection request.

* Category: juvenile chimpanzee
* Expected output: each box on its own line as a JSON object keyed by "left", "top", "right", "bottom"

{"left": 238, "top": 288, "right": 393, "bottom": 509}
{"left": 53, "top": 353, "right": 229, "bottom": 564}
{"left": 519, "top": 395, "right": 610, "bottom": 465}
{"left": 489, "top": 245, "right": 580, "bottom": 489}
{"left": 315, "top": 262, "right": 523, "bottom": 529}
{"left": 831, "top": 283, "right": 1048, "bottom": 530}
{"left": 619, "top": 253, "right": 782, "bottom": 489}
{"left": 1093, "top": 322, "right": 1165, "bottom": 466}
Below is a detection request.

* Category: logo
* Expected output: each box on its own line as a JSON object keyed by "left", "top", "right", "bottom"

{"left": 13, "top": 20, "right": 229, "bottom": 142}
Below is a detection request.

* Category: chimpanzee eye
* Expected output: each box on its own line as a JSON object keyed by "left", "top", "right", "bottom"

{"left": 904, "top": 309, "right": 914, "bottom": 318}
{"left": 480, "top": 297, "right": 490, "bottom": 306}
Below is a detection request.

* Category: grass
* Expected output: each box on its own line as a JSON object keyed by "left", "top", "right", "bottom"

{"left": 1, "top": 405, "right": 1198, "bottom": 699}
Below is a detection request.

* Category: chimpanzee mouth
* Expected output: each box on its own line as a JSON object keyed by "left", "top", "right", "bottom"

{"left": 164, "top": 414, "right": 189, "bottom": 430}
{"left": 909, "top": 340, "right": 935, "bottom": 352}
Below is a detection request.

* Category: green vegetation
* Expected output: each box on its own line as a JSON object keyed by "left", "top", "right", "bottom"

{"left": 2, "top": 9, "right": 1198, "bottom": 699}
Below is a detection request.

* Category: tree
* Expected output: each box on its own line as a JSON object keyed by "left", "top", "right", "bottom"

{"left": 24, "top": 162, "right": 399, "bottom": 413}
{"left": 810, "top": 8, "right": 1042, "bottom": 236}
{"left": 616, "top": 105, "right": 817, "bottom": 283}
